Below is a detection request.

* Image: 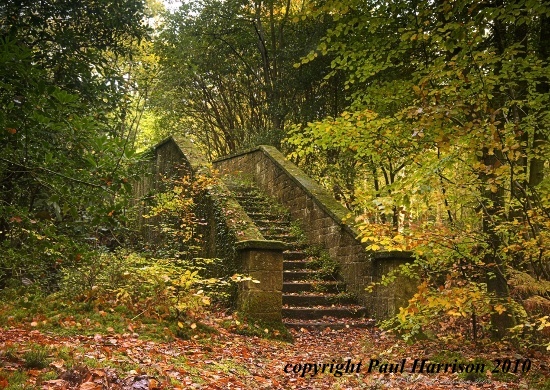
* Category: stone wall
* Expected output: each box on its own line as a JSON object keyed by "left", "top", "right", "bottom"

{"left": 136, "top": 137, "right": 285, "bottom": 322}
{"left": 214, "top": 146, "right": 415, "bottom": 319}
{"left": 133, "top": 137, "right": 191, "bottom": 243}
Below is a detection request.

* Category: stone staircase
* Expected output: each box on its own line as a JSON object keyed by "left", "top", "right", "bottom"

{"left": 226, "top": 180, "right": 372, "bottom": 329}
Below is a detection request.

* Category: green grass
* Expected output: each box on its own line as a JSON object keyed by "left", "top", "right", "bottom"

{"left": 23, "top": 344, "right": 50, "bottom": 369}
{"left": 1, "top": 344, "right": 18, "bottom": 362}
{"left": 0, "top": 370, "right": 28, "bottom": 390}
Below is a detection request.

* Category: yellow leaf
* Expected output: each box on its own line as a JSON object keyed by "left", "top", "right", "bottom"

{"left": 178, "top": 321, "right": 184, "bottom": 328}
{"left": 494, "top": 304, "right": 506, "bottom": 315}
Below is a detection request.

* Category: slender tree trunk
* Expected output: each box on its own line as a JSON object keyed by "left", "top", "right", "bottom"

{"left": 480, "top": 148, "right": 517, "bottom": 338}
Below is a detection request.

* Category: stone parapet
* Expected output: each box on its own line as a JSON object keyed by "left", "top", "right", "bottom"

{"left": 136, "top": 137, "right": 286, "bottom": 322}
{"left": 214, "top": 145, "right": 415, "bottom": 320}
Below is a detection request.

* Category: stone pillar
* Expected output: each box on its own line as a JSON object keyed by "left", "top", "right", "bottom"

{"left": 370, "top": 251, "right": 416, "bottom": 318}
{"left": 235, "top": 240, "right": 285, "bottom": 322}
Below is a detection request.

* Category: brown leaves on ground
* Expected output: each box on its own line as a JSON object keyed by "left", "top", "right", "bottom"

{"left": 0, "top": 315, "right": 548, "bottom": 390}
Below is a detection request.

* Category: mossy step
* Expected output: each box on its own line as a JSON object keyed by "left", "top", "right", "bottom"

{"left": 255, "top": 219, "right": 291, "bottom": 228}
{"left": 232, "top": 193, "right": 265, "bottom": 199}
{"left": 282, "top": 281, "right": 345, "bottom": 294}
{"left": 283, "top": 260, "right": 313, "bottom": 269}
{"left": 237, "top": 200, "right": 267, "bottom": 208}
{"left": 283, "top": 251, "right": 308, "bottom": 261}
{"left": 258, "top": 225, "right": 289, "bottom": 234}
{"left": 283, "top": 242, "right": 309, "bottom": 250}
{"left": 283, "top": 270, "right": 336, "bottom": 282}
{"left": 282, "top": 306, "right": 367, "bottom": 320}
{"left": 245, "top": 211, "right": 289, "bottom": 221}
{"left": 224, "top": 183, "right": 260, "bottom": 192}
{"left": 283, "top": 294, "right": 356, "bottom": 306}
{"left": 283, "top": 319, "right": 375, "bottom": 330}
{"left": 263, "top": 232, "right": 300, "bottom": 241}
{"left": 237, "top": 202, "right": 273, "bottom": 211}
{"left": 238, "top": 202, "right": 274, "bottom": 211}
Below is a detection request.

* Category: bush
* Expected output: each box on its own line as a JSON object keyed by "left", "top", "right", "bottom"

{"left": 58, "top": 250, "right": 209, "bottom": 321}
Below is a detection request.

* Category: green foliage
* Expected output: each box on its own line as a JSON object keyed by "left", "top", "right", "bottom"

{"left": 58, "top": 251, "right": 209, "bottom": 322}
{"left": 288, "top": 220, "right": 307, "bottom": 245}
{"left": 23, "top": 345, "right": 50, "bottom": 369}
{"left": 0, "top": 0, "right": 151, "bottom": 292}
{"left": 0, "top": 370, "right": 28, "bottom": 390}
{"left": 143, "top": 172, "right": 219, "bottom": 258}
{"left": 308, "top": 247, "right": 339, "bottom": 279}
{"left": 382, "top": 280, "right": 494, "bottom": 343}
{"left": 286, "top": 0, "right": 550, "bottom": 342}
{"left": 140, "top": 170, "right": 241, "bottom": 306}
{"left": 151, "top": 0, "right": 343, "bottom": 157}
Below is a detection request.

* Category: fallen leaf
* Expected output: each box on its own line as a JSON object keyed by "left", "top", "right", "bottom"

{"left": 79, "top": 382, "right": 102, "bottom": 390}
{"left": 42, "top": 379, "right": 69, "bottom": 390}
{"left": 50, "top": 360, "right": 65, "bottom": 370}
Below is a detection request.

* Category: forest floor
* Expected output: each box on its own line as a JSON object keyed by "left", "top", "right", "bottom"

{"left": 1, "top": 308, "right": 549, "bottom": 390}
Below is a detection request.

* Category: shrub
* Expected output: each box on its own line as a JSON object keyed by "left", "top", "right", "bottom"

{"left": 58, "top": 251, "right": 209, "bottom": 321}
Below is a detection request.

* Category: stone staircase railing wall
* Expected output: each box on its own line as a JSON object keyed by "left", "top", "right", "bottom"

{"left": 214, "top": 146, "right": 416, "bottom": 319}
{"left": 135, "top": 137, "right": 285, "bottom": 321}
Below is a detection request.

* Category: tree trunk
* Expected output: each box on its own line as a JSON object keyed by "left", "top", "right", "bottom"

{"left": 480, "top": 148, "right": 517, "bottom": 338}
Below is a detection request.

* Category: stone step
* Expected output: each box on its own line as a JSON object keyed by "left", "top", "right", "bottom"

{"left": 283, "top": 270, "right": 317, "bottom": 282}
{"left": 239, "top": 204, "right": 275, "bottom": 213}
{"left": 282, "top": 242, "right": 310, "bottom": 251}
{"left": 283, "top": 270, "right": 337, "bottom": 282}
{"left": 255, "top": 219, "right": 291, "bottom": 228}
{"left": 283, "top": 293, "right": 356, "bottom": 306}
{"left": 258, "top": 225, "right": 289, "bottom": 234}
{"left": 233, "top": 193, "right": 264, "bottom": 200}
{"left": 246, "top": 212, "right": 288, "bottom": 222}
{"left": 283, "top": 319, "right": 375, "bottom": 330}
{"left": 283, "top": 281, "right": 345, "bottom": 294}
{"left": 263, "top": 233, "right": 299, "bottom": 241}
{"left": 282, "top": 305, "right": 367, "bottom": 320}
{"left": 225, "top": 185, "right": 261, "bottom": 196}
{"left": 283, "top": 260, "right": 311, "bottom": 270}
{"left": 283, "top": 251, "right": 308, "bottom": 260}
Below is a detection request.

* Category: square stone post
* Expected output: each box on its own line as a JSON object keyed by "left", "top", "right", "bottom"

{"left": 370, "top": 251, "right": 416, "bottom": 318}
{"left": 235, "top": 240, "right": 285, "bottom": 322}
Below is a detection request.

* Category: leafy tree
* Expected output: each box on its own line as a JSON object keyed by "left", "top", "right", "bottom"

{"left": 287, "top": 0, "right": 550, "bottom": 340}
{"left": 0, "top": 0, "right": 150, "bottom": 289}
{"left": 151, "top": 0, "right": 344, "bottom": 157}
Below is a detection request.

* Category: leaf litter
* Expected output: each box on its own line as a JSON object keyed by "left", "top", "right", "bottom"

{"left": 0, "top": 313, "right": 549, "bottom": 389}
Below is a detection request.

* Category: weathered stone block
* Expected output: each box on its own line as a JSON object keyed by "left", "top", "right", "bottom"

{"left": 240, "top": 270, "right": 283, "bottom": 291}
{"left": 237, "top": 291, "right": 282, "bottom": 321}
{"left": 238, "top": 246, "right": 285, "bottom": 272}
